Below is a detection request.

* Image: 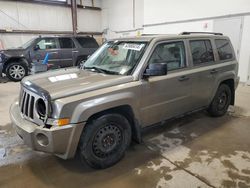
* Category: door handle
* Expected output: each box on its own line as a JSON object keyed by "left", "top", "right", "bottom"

{"left": 178, "top": 76, "right": 190, "bottom": 81}
{"left": 210, "top": 69, "right": 218, "bottom": 74}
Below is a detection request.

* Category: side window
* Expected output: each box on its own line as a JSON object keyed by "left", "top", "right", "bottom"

{"left": 36, "top": 38, "right": 57, "bottom": 50}
{"left": 59, "top": 38, "right": 75, "bottom": 49}
{"left": 148, "top": 41, "right": 186, "bottom": 71}
{"left": 190, "top": 40, "right": 214, "bottom": 65}
{"left": 215, "top": 39, "right": 233, "bottom": 61}
{"left": 76, "top": 37, "right": 99, "bottom": 48}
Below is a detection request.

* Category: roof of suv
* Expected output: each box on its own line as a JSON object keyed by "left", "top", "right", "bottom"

{"left": 36, "top": 35, "right": 95, "bottom": 38}
{"left": 111, "top": 33, "right": 229, "bottom": 42}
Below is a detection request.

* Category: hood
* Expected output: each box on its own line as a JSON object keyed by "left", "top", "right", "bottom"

{"left": 1, "top": 48, "right": 26, "bottom": 57}
{"left": 22, "top": 68, "right": 134, "bottom": 100}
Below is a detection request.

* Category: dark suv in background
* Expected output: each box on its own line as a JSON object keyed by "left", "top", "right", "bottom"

{"left": 0, "top": 35, "right": 99, "bottom": 81}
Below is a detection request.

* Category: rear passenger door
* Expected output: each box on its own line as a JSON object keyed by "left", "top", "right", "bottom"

{"left": 58, "top": 37, "right": 77, "bottom": 68}
{"left": 188, "top": 39, "right": 218, "bottom": 108}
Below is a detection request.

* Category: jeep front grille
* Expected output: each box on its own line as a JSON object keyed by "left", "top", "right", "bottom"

{"left": 20, "top": 88, "right": 35, "bottom": 120}
{"left": 19, "top": 85, "right": 48, "bottom": 126}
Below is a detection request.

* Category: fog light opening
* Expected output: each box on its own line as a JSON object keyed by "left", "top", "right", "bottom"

{"left": 36, "top": 133, "right": 49, "bottom": 146}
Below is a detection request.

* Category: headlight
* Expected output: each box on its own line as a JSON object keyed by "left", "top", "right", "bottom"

{"left": 36, "top": 98, "right": 46, "bottom": 118}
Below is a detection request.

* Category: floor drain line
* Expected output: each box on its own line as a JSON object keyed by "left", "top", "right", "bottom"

{"left": 161, "top": 156, "right": 216, "bottom": 188}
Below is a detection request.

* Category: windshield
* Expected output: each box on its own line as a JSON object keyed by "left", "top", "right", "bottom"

{"left": 19, "top": 38, "right": 36, "bottom": 49}
{"left": 83, "top": 41, "right": 147, "bottom": 75}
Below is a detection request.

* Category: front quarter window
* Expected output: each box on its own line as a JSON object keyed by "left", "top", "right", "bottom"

{"left": 83, "top": 41, "right": 147, "bottom": 75}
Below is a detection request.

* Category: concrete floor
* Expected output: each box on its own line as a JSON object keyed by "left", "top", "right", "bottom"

{"left": 0, "top": 80, "right": 250, "bottom": 188}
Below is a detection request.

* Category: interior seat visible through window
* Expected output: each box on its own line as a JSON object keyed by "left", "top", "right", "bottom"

{"left": 148, "top": 41, "right": 186, "bottom": 71}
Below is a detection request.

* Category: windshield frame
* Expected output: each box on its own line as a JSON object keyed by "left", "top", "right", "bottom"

{"left": 19, "top": 38, "right": 36, "bottom": 49}
{"left": 82, "top": 40, "right": 149, "bottom": 76}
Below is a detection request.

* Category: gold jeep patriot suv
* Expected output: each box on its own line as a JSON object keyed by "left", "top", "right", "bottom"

{"left": 10, "top": 32, "right": 240, "bottom": 169}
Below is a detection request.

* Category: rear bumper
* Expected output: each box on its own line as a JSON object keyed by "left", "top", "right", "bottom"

{"left": 235, "top": 76, "right": 240, "bottom": 89}
{"left": 10, "top": 101, "right": 85, "bottom": 159}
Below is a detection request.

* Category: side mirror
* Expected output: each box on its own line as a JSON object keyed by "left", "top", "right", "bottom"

{"left": 144, "top": 63, "right": 168, "bottom": 77}
{"left": 33, "top": 45, "right": 40, "bottom": 51}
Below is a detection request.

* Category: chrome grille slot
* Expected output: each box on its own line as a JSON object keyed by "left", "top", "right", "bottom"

{"left": 30, "top": 96, "right": 35, "bottom": 119}
{"left": 21, "top": 92, "right": 26, "bottom": 114}
{"left": 25, "top": 94, "right": 30, "bottom": 116}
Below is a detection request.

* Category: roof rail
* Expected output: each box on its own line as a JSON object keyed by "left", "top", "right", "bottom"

{"left": 180, "top": 32, "right": 223, "bottom": 36}
{"left": 141, "top": 34, "right": 162, "bottom": 36}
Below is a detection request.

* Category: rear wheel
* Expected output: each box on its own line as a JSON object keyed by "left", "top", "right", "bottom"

{"left": 208, "top": 84, "right": 232, "bottom": 117}
{"left": 79, "top": 113, "right": 131, "bottom": 169}
{"left": 76, "top": 57, "right": 87, "bottom": 68}
{"left": 6, "top": 62, "right": 28, "bottom": 82}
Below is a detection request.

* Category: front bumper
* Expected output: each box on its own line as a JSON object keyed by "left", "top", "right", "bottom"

{"left": 10, "top": 101, "right": 85, "bottom": 159}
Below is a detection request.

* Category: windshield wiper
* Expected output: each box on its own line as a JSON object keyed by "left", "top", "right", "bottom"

{"left": 84, "top": 66, "right": 119, "bottom": 75}
{"left": 84, "top": 66, "right": 106, "bottom": 74}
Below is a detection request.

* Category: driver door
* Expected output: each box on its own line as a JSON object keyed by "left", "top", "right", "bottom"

{"left": 30, "top": 38, "right": 60, "bottom": 68}
{"left": 140, "top": 40, "right": 193, "bottom": 127}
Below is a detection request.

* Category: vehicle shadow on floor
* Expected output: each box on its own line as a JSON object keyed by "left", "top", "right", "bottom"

{"left": 0, "top": 77, "right": 10, "bottom": 83}
{"left": 25, "top": 110, "right": 241, "bottom": 188}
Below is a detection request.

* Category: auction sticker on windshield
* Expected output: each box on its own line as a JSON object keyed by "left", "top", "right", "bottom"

{"left": 123, "top": 43, "right": 145, "bottom": 51}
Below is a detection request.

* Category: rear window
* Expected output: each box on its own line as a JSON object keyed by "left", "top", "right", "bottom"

{"left": 215, "top": 39, "right": 234, "bottom": 61}
{"left": 190, "top": 40, "right": 214, "bottom": 65}
{"left": 59, "top": 38, "right": 75, "bottom": 49}
{"left": 76, "top": 37, "right": 99, "bottom": 48}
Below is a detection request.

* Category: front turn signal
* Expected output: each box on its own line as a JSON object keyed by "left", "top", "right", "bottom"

{"left": 47, "top": 118, "right": 70, "bottom": 127}
{"left": 57, "top": 118, "right": 70, "bottom": 126}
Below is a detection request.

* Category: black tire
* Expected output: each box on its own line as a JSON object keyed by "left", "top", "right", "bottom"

{"left": 208, "top": 84, "right": 232, "bottom": 117}
{"left": 79, "top": 113, "right": 131, "bottom": 169}
{"left": 76, "top": 57, "right": 87, "bottom": 68}
{"left": 6, "top": 62, "right": 28, "bottom": 82}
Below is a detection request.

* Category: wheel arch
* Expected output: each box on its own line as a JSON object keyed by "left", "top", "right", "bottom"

{"left": 3, "top": 57, "right": 29, "bottom": 73}
{"left": 84, "top": 105, "right": 142, "bottom": 143}
{"left": 211, "top": 78, "right": 235, "bottom": 106}
{"left": 220, "top": 79, "right": 235, "bottom": 105}
{"left": 74, "top": 55, "right": 88, "bottom": 66}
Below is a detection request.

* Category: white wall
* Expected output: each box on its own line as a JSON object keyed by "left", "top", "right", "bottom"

{"left": 144, "top": 0, "right": 250, "bottom": 25}
{"left": 0, "top": 1, "right": 72, "bottom": 31}
{"left": 101, "top": 0, "right": 144, "bottom": 39}
{"left": 77, "top": 9, "right": 102, "bottom": 32}
{"left": 0, "top": 1, "right": 102, "bottom": 49}
{"left": 238, "top": 16, "right": 250, "bottom": 82}
{"left": 144, "top": 20, "right": 213, "bottom": 34}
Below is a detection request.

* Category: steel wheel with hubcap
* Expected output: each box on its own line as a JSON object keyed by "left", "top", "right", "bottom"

{"left": 79, "top": 113, "right": 131, "bottom": 169}
{"left": 6, "top": 62, "right": 28, "bottom": 82}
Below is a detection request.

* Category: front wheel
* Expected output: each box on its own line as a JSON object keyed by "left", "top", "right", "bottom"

{"left": 6, "top": 62, "right": 28, "bottom": 82}
{"left": 208, "top": 84, "right": 232, "bottom": 117}
{"left": 79, "top": 113, "right": 131, "bottom": 169}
